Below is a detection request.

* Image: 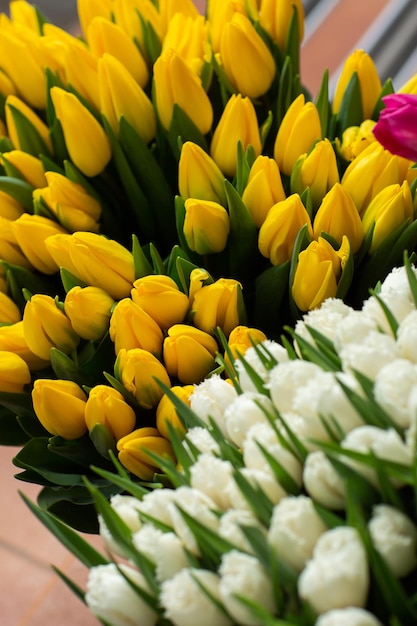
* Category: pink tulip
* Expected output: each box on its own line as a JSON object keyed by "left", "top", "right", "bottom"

{"left": 373, "top": 94, "right": 417, "bottom": 161}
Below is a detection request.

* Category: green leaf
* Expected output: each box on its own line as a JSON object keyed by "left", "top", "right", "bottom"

{"left": 0, "top": 175, "right": 34, "bottom": 211}
{"left": 225, "top": 180, "right": 259, "bottom": 282}
{"left": 315, "top": 69, "right": 330, "bottom": 138}
{"left": 91, "top": 465, "right": 149, "bottom": 500}
{"left": 232, "top": 469, "right": 273, "bottom": 526}
{"left": 335, "top": 72, "right": 364, "bottom": 134}
{"left": 0, "top": 404, "right": 34, "bottom": 445}
{"left": 132, "top": 234, "right": 154, "bottom": 278}
{"left": 168, "top": 103, "right": 208, "bottom": 157}
{"left": 6, "top": 104, "right": 52, "bottom": 158}
{"left": 253, "top": 262, "right": 290, "bottom": 338}
{"left": 52, "top": 566, "right": 86, "bottom": 604}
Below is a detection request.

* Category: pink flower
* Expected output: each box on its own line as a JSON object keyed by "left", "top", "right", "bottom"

{"left": 373, "top": 94, "right": 417, "bottom": 161}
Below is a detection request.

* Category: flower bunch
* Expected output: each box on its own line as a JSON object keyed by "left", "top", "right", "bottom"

{"left": 27, "top": 257, "right": 417, "bottom": 626}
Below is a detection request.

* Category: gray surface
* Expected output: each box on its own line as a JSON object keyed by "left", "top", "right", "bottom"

{"left": 0, "top": 0, "right": 78, "bottom": 27}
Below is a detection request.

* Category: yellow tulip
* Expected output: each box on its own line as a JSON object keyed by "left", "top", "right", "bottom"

{"left": 163, "top": 324, "right": 218, "bottom": 384}
{"left": 333, "top": 49, "right": 382, "bottom": 120}
{"left": 178, "top": 141, "right": 227, "bottom": 205}
{"left": 112, "top": 0, "right": 163, "bottom": 56}
{"left": 0, "top": 351, "right": 31, "bottom": 393}
{"left": 9, "top": 1, "right": 41, "bottom": 33}
{"left": 242, "top": 155, "right": 286, "bottom": 228}
{"left": 32, "top": 379, "right": 87, "bottom": 440}
{"left": 0, "top": 215, "right": 33, "bottom": 269}
{"left": 115, "top": 348, "right": 171, "bottom": 409}
{"left": 0, "top": 190, "right": 25, "bottom": 221}
{"left": 63, "top": 38, "right": 101, "bottom": 110}
{"left": 336, "top": 120, "right": 377, "bottom": 162}
{"left": 191, "top": 277, "right": 245, "bottom": 337}
{"left": 109, "top": 298, "right": 163, "bottom": 356}
{"left": 207, "top": 0, "right": 259, "bottom": 52}
{"left": 131, "top": 275, "right": 189, "bottom": 330}
{"left": 0, "top": 292, "right": 21, "bottom": 325}
{"left": 11, "top": 214, "right": 68, "bottom": 274}
{"left": 162, "top": 13, "right": 210, "bottom": 76}
{"left": 0, "top": 321, "right": 50, "bottom": 370}
{"left": 64, "top": 286, "right": 115, "bottom": 341}
{"left": 258, "top": 0, "right": 305, "bottom": 50}
{"left": 1, "top": 150, "right": 47, "bottom": 189}
{"left": 156, "top": 385, "right": 194, "bottom": 439}
{"left": 291, "top": 139, "right": 340, "bottom": 209}
{"left": 224, "top": 325, "right": 267, "bottom": 371}
{"left": 77, "top": 0, "right": 114, "bottom": 39}
{"left": 0, "top": 68, "right": 17, "bottom": 99}
{"left": 5, "top": 95, "right": 53, "bottom": 154}
{"left": 183, "top": 198, "right": 230, "bottom": 255}
{"left": 313, "top": 183, "right": 363, "bottom": 254}
{"left": 188, "top": 267, "right": 212, "bottom": 304}
{"left": 117, "top": 426, "right": 175, "bottom": 480}
{"left": 158, "top": 0, "right": 200, "bottom": 34}
{"left": 85, "top": 385, "right": 137, "bottom": 441}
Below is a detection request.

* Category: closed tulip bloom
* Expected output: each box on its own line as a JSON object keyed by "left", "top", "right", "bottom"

{"left": 1, "top": 150, "right": 47, "bottom": 189}
{"left": 131, "top": 275, "right": 189, "bottom": 330}
{"left": 292, "top": 236, "right": 350, "bottom": 311}
{"left": 64, "top": 286, "right": 115, "bottom": 341}
{"left": 373, "top": 94, "right": 417, "bottom": 162}
{"left": 0, "top": 292, "right": 21, "bottom": 325}
{"left": 178, "top": 141, "right": 227, "bottom": 205}
{"left": 0, "top": 321, "right": 50, "bottom": 371}
{"left": 162, "top": 13, "right": 209, "bottom": 76}
{"left": 63, "top": 38, "right": 101, "bottom": 110}
{"left": 291, "top": 139, "right": 340, "bottom": 209}
{"left": 333, "top": 49, "right": 382, "bottom": 120}
{"left": 156, "top": 385, "right": 194, "bottom": 439}
{"left": 85, "top": 385, "right": 136, "bottom": 441}
{"left": 163, "top": 324, "right": 219, "bottom": 384}
{"left": 11, "top": 214, "right": 68, "bottom": 274}
{"left": 112, "top": 0, "right": 163, "bottom": 55}
{"left": 192, "top": 278, "right": 245, "bottom": 337}
{"left": 117, "top": 426, "right": 175, "bottom": 480}
{"left": 183, "top": 198, "right": 230, "bottom": 255}
{"left": 9, "top": 1, "right": 41, "bottom": 31}
{"left": 242, "top": 155, "right": 286, "bottom": 228}
{"left": 0, "top": 216, "right": 33, "bottom": 269}
{"left": 0, "top": 351, "right": 30, "bottom": 393}
{"left": 98, "top": 54, "right": 156, "bottom": 144}
{"left": 77, "top": 0, "right": 114, "bottom": 39}
{"left": 115, "top": 348, "right": 171, "bottom": 409}
{"left": 5, "top": 95, "right": 53, "bottom": 155}
{"left": 32, "top": 379, "right": 87, "bottom": 439}
{"left": 210, "top": 94, "right": 262, "bottom": 177}
{"left": 188, "top": 267, "right": 212, "bottom": 304}
{"left": 362, "top": 181, "right": 413, "bottom": 254}
{"left": 34, "top": 171, "right": 102, "bottom": 233}
{"left": 153, "top": 48, "right": 213, "bottom": 134}
{"left": 0, "top": 67, "right": 16, "bottom": 100}
{"left": 158, "top": 0, "right": 199, "bottom": 34}
{"left": 313, "top": 183, "right": 364, "bottom": 254}
{"left": 274, "top": 94, "right": 322, "bottom": 176}
{"left": 258, "top": 193, "right": 313, "bottom": 265}
{"left": 0, "top": 190, "right": 25, "bottom": 221}
{"left": 337, "top": 120, "right": 377, "bottom": 162}
{"left": 23, "top": 294, "right": 80, "bottom": 361}
{"left": 109, "top": 298, "right": 163, "bottom": 355}
{"left": 207, "top": 0, "right": 259, "bottom": 51}
{"left": 51, "top": 87, "right": 112, "bottom": 178}
{"left": 220, "top": 13, "right": 275, "bottom": 98}
{"left": 259, "top": 0, "right": 305, "bottom": 50}
{"left": 224, "top": 325, "right": 267, "bottom": 371}
{"left": 43, "top": 233, "right": 79, "bottom": 276}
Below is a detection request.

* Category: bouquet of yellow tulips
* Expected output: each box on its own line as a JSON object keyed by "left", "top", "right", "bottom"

{"left": 0, "top": 0, "right": 416, "bottom": 534}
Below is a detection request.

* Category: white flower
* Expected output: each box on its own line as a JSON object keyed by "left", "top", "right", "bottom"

{"left": 339, "top": 331, "right": 400, "bottom": 380}
{"left": 373, "top": 358, "right": 417, "bottom": 428}
{"left": 293, "top": 370, "right": 334, "bottom": 420}
{"left": 218, "top": 508, "right": 266, "bottom": 553}
{"left": 160, "top": 568, "right": 231, "bottom": 626}
{"left": 86, "top": 563, "right": 157, "bottom": 626}
{"left": 235, "top": 340, "right": 289, "bottom": 392}
{"left": 333, "top": 310, "right": 378, "bottom": 351}
{"left": 99, "top": 494, "right": 143, "bottom": 556}
{"left": 226, "top": 467, "right": 287, "bottom": 512}
{"left": 184, "top": 427, "right": 220, "bottom": 456}
{"left": 397, "top": 310, "right": 417, "bottom": 363}
{"left": 303, "top": 450, "right": 345, "bottom": 509}
{"left": 294, "top": 298, "right": 353, "bottom": 347}
{"left": 190, "top": 375, "right": 238, "bottom": 436}
{"left": 368, "top": 504, "right": 417, "bottom": 578}
{"left": 139, "top": 488, "right": 176, "bottom": 528}
{"left": 219, "top": 550, "right": 275, "bottom": 626}
{"left": 298, "top": 526, "right": 369, "bottom": 614}
{"left": 268, "top": 495, "right": 328, "bottom": 571}
{"left": 224, "top": 391, "right": 273, "bottom": 447}
{"left": 279, "top": 411, "right": 330, "bottom": 452}
{"left": 154, "top": 532, "right": 189, "bottom": 583}
{"left": 190, "top": 453, "right": 234, "bottom": 510}
{"left": 242, "top": 421, "right": 302, "bottom": 486}
{"left": 132, "top": 523, "right": 164, "bottom": 563}
{"left": 315, "top": 607, "right": 383, "bottom": 626}
{"left": 317, "top": 372, "right": 364, "bottom": 434}
{"left": 168, "top": 486, "right": 219, "bottom": 555}
{"left": 267, "top": 359, "right": 324, "bottom": 414}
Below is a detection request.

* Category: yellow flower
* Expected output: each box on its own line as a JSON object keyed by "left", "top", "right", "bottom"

{"left": 191, "top": 277, "right": 245, "bottom": 337}
{"left": 85, "top": 385, "right": 137, "bottom": 441}
{"left": 258, "top": 0, "right": 305, "bottom": 50}
{"left": 224, "top": 325, "right": 267, "bottom": 371}
{"left": 210, "top": 93, "right": 262, "bottom": 177}
{"left": 313, "top": 183, "right": 363, "bottom": 254}
{"left": 258, "top": 193, "right": 313, "bottom": 265}
{"left": 292, "top": 236, "right": 350, "bottom": 311}
{"left": 183, "top": 198, "right": 230, "bottom": 255}
{"left": 109, "top": 298, "right": 163, "bottom": 356}
{"left": 131, "top": 275, "right": 189, "bottom": 330}
{"left": 11, "top": 214, "right": 68, "bottom": 275}
{"left": 1, "top": 150, "right": 47, "bottom": 189}
{"left": 188, "top": 267, "right": 212, "bottom": 304}
{"left": 0, "top": 351, "right": 31, "bottom": 394}
{"left": 115, "top": 348, "right": 171, "bottom": 409}
{"left": 117, "top": 426, "right": 175, "bottom": 480}
{"left": 64, "top": 286, "right": 115, "bottom": 342}
{"left": 0, "top": 190, "right": 25, "bottom": 221}
{"left": 0, "top": 215, "right": 33, "bottom": 269}
{"left": 178, "top": 141, "right": 227, "bottom": 205}
{"left": 51, "top": 86, "right": 112, "bottom": 178}
{"left": 158, "top": 0, "right": 200, "bottom": 35}
{"left": 32, "top": 379, "right": 87, "bottom": 440}
{"left": 9, "top": 1, "right": 41, "bottom": 33}
{"left": 162, "top": 13, "right": 210, "bottom": 76}
{"left": 22, "top": 294, "right": 80, "bottom": 361}
{"left": 220, "top": 13, "right": 275, "bottom": 98}
{"left": 207, "top": 0, "right": 259, "bottom": 52}
{"left": 62, "top": 37, "right": 101, "bottom": 110}
{"left": 112, "top": 0, "right": 163, "bottom": 57}
{"left": 5, "top": 94, "right": 53, "bottom": 155}
{"left": 291, "top": 139, "right": 340, "bottom": 209}
{"left": 336, "top": 120, "right": 377, "bottom": 162}
{"left": 77, "top": 0, "right": 114, "bottom": 39}
{"left": 242, "top": 155, "right": 286, "bottom": 228}
{"left": 274, "top": 93, "right": 321, "bottom": 176}
{"left": 0, "top": 292, "right": 21, "bottom": 325}
{"left": 163, "top": 324, "right": 218, "bottom": 384}
{"left": 0, "top": 321, "right": 50, "bottom": 370}
{"left": 156, "top": 385, "right": 193, "bottom": 439}
{"left": 333, "top": 49, "right": 382, "bottom": 120}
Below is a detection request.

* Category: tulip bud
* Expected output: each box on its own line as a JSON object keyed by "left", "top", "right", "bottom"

{"left": 1, "top": 150, "right": 47, "bottom": 189}
{"left": 292, "top": 236, "right": 350, "bottom": 311}
{"left": 112, "top": 0, "right": 163, "bottom": 57}
{"left": 274, "top": 93, "right": 322, "bottom": 176}
{"left": 337, "top": 120, "right": 377, "bottom": 162}
{"left": 22, "top": 294, "right": 80, "bottom": 361}
{"left": 116, "top": 426, "right": 175, "bottom": 480}
{"left": 85, "top": 384, "right": 137, "bottom": 441}
{"left": 153, "top": 48, "right": 213, "bottom": 134}
{"left": 156, "top": 385, "right": 194, "bottom": 439}
{"left": 0, "top": 351, "right": 31, "bottom": 393}
{"left": 77, "top": 0, "right": 114, "bottom": 39}
{"left": 0, "top": 292, "right": 21, "bottom": 325}
{"left": 64, "top": 286, "right": 115, "bottom": 341}
{"left": 291, "top": 138, "right": 340, "bottom": 209}
{"left": 220, "top": 13, "right": 275, "bottom": 98}
{"left": 0, "top": 67, "right": 16, "bottom": 100}
{"left": 242, "top": 155, "right": 286, "bottom": 228}
{"left": 191, "top": 277, "right": 246, "bottom": 337}
{"left": 333, "top": 49, "right": 382, "bottom": 120}
{"left": 259, "top": 0, "right": 305, "bottom": 50}
{"left": 183, "top": 198, "right": 230, "bottom": 255}
{"left": 32, "top": 379, "right": 87, "bottom": 439}
{"left": 0, "top": 216, "right": 33, "bottom": 269}
{"left": 207, "top": 0, "right": 259, "bottom": 52}
{"left": 178, "top": 141, "right": 227, "bottom": 205}
{"left": 11, "top": 214, "right": 68, "bottom": 275}
{"left": 46, "top": 231, "right": 136, "bottom": 300}
{"left": 131, "top": 275, "right": 189, "bottom": 330}
{"left": 50, "top": 87, "right": 112, "bottom": 178}
{"left": 0, "top": 321, "right": 50, "bottom": 371}
{"left": 210, "top": 93, "right": 262, "bottom": 177}
{"left": 158, "top": 0, "right": 200, "bottom": 35}
{"left": 187, "top": 267, "right": 213, "bottom": 305}
{"left": 62, "top": 37, "right": 101, "bottom": 110}
{"left": 162, "top": 13, "right": 209, "bottom": 76}
{"left": 163, "top": 324, "right": 219, "bottom": 384}
{"left": 5, "top": 95, "right": 53, "bottom": 155}
{"left": 0, "top": 190, "right": 25, "bottom": 221}
{"left": 109, "top": 298, "right": 163, "bottom": 355}
{"left": 258, "top": 193, "right": 313, "bottom": 265}
{"left": 115, "top": 348, "right": 171, "bottom": 409}
{"left": 224, "top": 325, "right": 267, "bottom": 371}
{"left": 34, "top": 171, "right": 102, "bottom": 234}
{"left": 313, "top": 183, "right": 364, "bottom": 254}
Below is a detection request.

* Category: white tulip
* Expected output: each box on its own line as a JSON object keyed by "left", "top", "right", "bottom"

{"left": 132, "top": 523, "right": 164, "bottom": 563}
{"left": 235, "top": 340, "right": 289, "bottom": 392}
{"left": 190, "top": 453, "right": 234, "bottom": 510}
{"left": 168, "top": 486, "right": 219, "bottom": 555}
{"left": 298, "top": 526, "right": 369, "bottom": 614}
{"left": 86, "top": 563, "right": 157, "bottom": 626}
{"left": 317, "top": 372, "right": 364, "bottom": 435}
{"left": 139, "top": 488, "right": 176, "bottom": 528}
{"left": 224, "top": 392, "right": 273, "bottom": 447}
{"left": 160, "top": 568, "right": 231, "bottom": 626}
{"left": 190, "top": 374, "right": 238, "bottom": 436}
{"left": 315, "top": 607, "right": 383, "bottom": 626}
{"left": 184, "top": 426, "right": 220, "bottom": 456}
{"left": 226, "top": 467, "right": 287, "bottom": 512}
{"left": 219, "top": 550, "right": 275, "bottom": 625}
{"left": 294, "top": 298, "right": 353, "bottom": 348}
{"left": 339, "top": 331, "right": 400, "bottom": 381}
{"left": 279, "top": 410, "right": 330, "bottom": 452}
{"left": 267, "top": 359, "right": 324, "bottom": 414}
{"left": 397, "top": 310, "right": 417, "bottom": 363}
{"left": 303, "top": 450, "right": 345, "bottom": 509}
{"left": 99, "top": 494, "right": 144, "bottom": 557}
{"left": 154, "top": 532, "right": 189, "bottom": 583}
{"left": 373, "top": 359, "right": 417, "bottom": 428}
{"left": 333, "top": 310, "right": 378, "bottom": 351}
{"left": 268, "top": 495, "right": 328, "bottom": 571}
{"left": 368, "top": 504, "right": 417, "bottom": 578}
{"left": 218, "top": 508, "right": 266, "bottom": 553}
